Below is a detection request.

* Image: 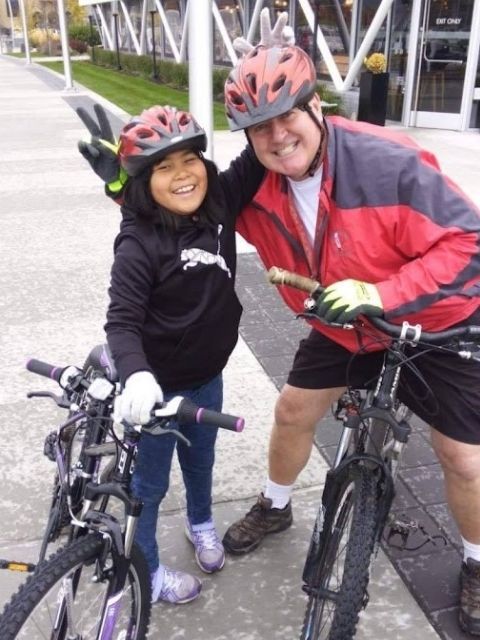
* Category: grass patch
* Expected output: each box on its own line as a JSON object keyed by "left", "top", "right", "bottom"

{"left": 40, "top": 60, "right": 229, "bottom": 129}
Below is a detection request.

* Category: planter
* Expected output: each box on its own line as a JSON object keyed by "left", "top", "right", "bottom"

{"left": 357, "top": 71, "right": 390, "bottom": 126}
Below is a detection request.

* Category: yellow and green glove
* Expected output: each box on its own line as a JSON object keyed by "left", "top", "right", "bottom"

{"left": 315, "top": 280, "right": 384, "bottom": 324}
{"left": 76, "top": 103, "right": 127, "bottom": 196}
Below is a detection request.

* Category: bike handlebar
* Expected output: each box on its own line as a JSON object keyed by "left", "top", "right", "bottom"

{"left": 267, "top": 266, "right": 480, "bottom": 346}
{"left": 268, "top": 266, "right": 322, "bottom": 295}
{"left": 26, "top": 358, "right": 65, "bottom": 383}
{"left": 151, "top": 397, "right": 244, "bottom": 433}
{"left": 367, "top": 316, "right": 480, "bottom": 344}
{"left": 27, "top": 358, "right": 88, "bottom": 390}
{"left": 26, "top": 359, "right": 245, "bottom": 433}
{"left": 177, "top": 398, "right": 244, "bottom": 432}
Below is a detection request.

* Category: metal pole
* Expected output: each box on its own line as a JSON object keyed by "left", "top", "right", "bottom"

{"left": 349, "top": 0, "right": 360, "bottom": 70}
{"left": 150, "top": 9, "right": 158, "bottom": 79}
{"left": 41, "top": 1, "right": 51, "bottom": 56}
{"left": 312, "top": 0, "right": 320, "bottom": 72}
{"left": 115, "top": 15, "right": 121, "bottom": 69}
{"left": 88, "top": 12, "right": 96, "bottom": 64}
{"left": 188, "top": 0, "right": 213, "bottom": 160}
{"left": 139, "top": 0, "right": 149, "bottom": 54}
{"left": 56, "top": 0, "right": 73, "bottom": 89}
{"left": 112, "top": 2, "right": 122, "bottom": 70}
{"left": 18, "top": 0, "right": 31, "bottom": 63}
{"left": 331, "top": 0, "right": 350, "bottom": 54}
{"left": 6, "top": 0, "right": 15, "bottom": 52}
{"left": 246, "top": 0, "right": 263, "bottom": 43}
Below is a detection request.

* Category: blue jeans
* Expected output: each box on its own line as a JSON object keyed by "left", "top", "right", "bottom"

{"left": 132, "top": 374, "right": 222, "bottom": 573}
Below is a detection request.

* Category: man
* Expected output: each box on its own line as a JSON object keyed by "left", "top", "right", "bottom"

{"left": 76, "top": 13, "right": 480, "bottom": 635}
{"left": 222, "top": 32, "right": 480, "bottom": 638}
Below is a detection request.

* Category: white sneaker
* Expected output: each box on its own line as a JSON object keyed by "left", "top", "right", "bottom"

{"left": 151, "top": 564, "right": 202, "bottom": 604}
{"left": 185, "top": 518, "right": 225, "bottom": 573}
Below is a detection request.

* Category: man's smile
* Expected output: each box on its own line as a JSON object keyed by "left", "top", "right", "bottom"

{"left": 274, "top": 142, "right": 298, "bottom": 157}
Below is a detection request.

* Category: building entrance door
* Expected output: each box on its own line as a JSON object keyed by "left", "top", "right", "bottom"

{"left": 410, "top": 0, "right": 474, "bottom": 129}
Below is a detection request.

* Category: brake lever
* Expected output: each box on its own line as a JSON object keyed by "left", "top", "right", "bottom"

{"left": 27, "top": 390, "right": 71, "bottom": 409}
{"left": 296, "top": 312, "right": 354, "bottom": 330}
{"left": 143, "top": 421, "right": 191, "bottom": 446}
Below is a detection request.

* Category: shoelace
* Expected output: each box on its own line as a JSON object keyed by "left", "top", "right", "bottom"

{"left": 238, "top": 503, "right": 270, "bottom": 533}
{"left": 194, "top": 528, "right": 221, "bottom": 551}
{"left": 161, "top": 569, "right": 184, "bottom": 595}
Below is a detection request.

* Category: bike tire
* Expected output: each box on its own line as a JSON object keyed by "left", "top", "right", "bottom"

{"left": 0, "top": 534, "right": 151, "bottom": 640}
{"left": 301, "top": 465, "right": 379, "bottom": 640}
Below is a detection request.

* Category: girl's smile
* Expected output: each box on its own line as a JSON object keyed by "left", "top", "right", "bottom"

{"left": 150, "top": 149, "right": 208, "bottom": 215}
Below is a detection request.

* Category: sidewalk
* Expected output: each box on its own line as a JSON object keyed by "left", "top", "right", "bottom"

{"left": 0, "top": 53, "right": 479, "bottom": 639}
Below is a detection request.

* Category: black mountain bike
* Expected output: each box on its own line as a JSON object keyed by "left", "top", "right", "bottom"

{"left": 0, "top": 354, "right": 244, "bottom": 640}
{"left": 267, "top": 267, "right": 480, "bottom": 640}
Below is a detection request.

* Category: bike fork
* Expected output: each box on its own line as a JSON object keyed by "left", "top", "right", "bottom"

{"left": 97, "top": 589, "right": 127, "bottom": 640}
{"left": 332, "top": 423, "right": 356, "bottom": 468}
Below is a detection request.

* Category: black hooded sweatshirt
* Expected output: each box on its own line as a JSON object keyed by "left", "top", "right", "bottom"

{"left": 105, "top": 146, "right": 265, "bottom": 392}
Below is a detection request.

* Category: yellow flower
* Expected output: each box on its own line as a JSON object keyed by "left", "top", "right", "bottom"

{"left": 364, "top": 53, "right": 387, "bottom": 74}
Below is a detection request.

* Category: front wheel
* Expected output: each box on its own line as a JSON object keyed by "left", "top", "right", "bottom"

{"left": 301, "top": 466, "right": 379, "bottom": 640}
{"left": 0, "top": 534, "right": 151, "bottom": 640}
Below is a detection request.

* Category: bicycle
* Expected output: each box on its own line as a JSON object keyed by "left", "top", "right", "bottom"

{"left": 0, "top": 354, "right": 244, "bottom": 640}
{"left": 37, "top": 344, "right": 120, "bottom": 563}
{"left": 0, "top": 344, "right": 119, "bottom": 579}
{"left": 267, "top": 266, "right": 480, "bottom": 640}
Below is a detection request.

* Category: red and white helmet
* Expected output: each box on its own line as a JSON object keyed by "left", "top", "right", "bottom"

{"left": 224, "top": 45, "right": 317, "bottom": 131}
{"left": 119, "top": 106, "right": 207, "bottom": 176}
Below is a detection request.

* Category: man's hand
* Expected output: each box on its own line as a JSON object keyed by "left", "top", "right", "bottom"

{"left": 76, "top": 103, "right": 125, "bottom": 189}
{"left": 315, "top": 280, "right": 384, "bottom": 324}
{"left": 116, "top": 371, "right": 164, "bottom": 425}
{"left": 233, "top": 8, "right": 295, "bottom": 56}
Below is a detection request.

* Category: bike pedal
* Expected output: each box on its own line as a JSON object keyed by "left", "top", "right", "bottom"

{"left": 43, "top": 432, "right": 57, "bottom": 462}
{"left": 0, "top": 559, "right": 36, "bottom": 573}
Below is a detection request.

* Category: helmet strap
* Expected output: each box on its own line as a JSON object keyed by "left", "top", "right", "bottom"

{"left": 299, "top": 103, "right": 326, "bottom": 178}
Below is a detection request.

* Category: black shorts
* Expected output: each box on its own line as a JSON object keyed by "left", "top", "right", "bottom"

{"left": 287, "top": 312, "right": 480, "bottom": 445}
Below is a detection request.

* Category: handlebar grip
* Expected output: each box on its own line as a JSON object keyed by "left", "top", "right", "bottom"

{"left": 177, "top": 398, "right": 244, "bottom": 432}
{"left": 267, "top": 267, "right": 322, "bottom": 295}
{"left": 26, "top": 358, "right": 64, "bottom": 383}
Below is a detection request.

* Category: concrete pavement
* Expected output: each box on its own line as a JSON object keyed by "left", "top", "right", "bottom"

{"left": 0, "top": 53, "right": 479, "bottom": 639}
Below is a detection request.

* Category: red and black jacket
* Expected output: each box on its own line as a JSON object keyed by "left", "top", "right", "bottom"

{"left": 237, "top": 116, "right": 480, "bottom": 352}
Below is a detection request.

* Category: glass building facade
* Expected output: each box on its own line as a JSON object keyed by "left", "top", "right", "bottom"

{"left": 85, "top": 0, "right": 480, "bottom": 131}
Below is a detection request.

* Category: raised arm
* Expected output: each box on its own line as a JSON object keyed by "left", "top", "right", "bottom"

{"left": 76, "top": 103, "right": 127, "bottom": 200}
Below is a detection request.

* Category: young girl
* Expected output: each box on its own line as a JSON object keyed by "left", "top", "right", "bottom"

{"left": 104, "top": 105, "right": 264, "bottom": 605}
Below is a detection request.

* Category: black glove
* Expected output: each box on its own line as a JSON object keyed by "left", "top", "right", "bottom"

{"left": 76, "top": 103, "right": 125, "bottom": 190}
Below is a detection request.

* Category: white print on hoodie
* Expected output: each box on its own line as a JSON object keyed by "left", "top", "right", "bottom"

{"left": 180, "top": 224, "right": 231, "bottom": 278}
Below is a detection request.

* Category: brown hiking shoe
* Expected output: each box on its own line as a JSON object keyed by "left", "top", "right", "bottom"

{"left": 223, "top": 493, "right": 293, "bottom": 555}
{"left": 459, "top": 558, "right": 480, "bottom": 636}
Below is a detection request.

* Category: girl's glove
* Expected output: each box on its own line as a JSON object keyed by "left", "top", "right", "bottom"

{"left": 76, "top": 103, "right": 127, "bottom": 193}
{"left": 315, "top": 280, "right": 384, "bottom": 324}
{"left": 116, "top": 371, "right": 164, "bottom": 425}
{"left": 233, "top": 8, "right": 295, "bottom": 56}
